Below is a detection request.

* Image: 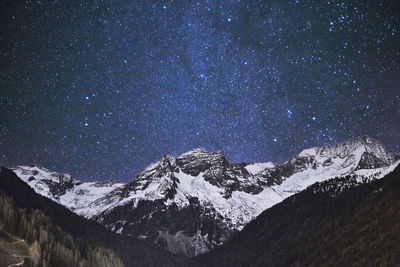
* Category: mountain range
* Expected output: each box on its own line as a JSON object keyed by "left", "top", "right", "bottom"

{"left": 8, "top": 136, "right": 400, "bottom": 257}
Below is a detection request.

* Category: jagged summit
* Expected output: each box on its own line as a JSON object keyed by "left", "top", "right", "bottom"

{"left": 300, "top": 135, "right": 370, "bottom": 153}
{"left": 11, "top": 165, "right": 124, "bottom": 217}
{"left": 130, "top": 148, "right": 223, "bottom": 182}
{"left": 13, "top": 165, "right": 74, "bottom": 185}
{"left": 178, "top": 147, "right": 210, "bottom": 157}
{"left": 147, "top": 136, "right": 397, "bottom": 183}
{"left": 297, "top": 135, "right": 396, "bottom": 170}
{"left": 10, "top": 136, "right": 400, "bottom": 257}
{"left": 299, "top": 135, "right": 388, "bottom": 156}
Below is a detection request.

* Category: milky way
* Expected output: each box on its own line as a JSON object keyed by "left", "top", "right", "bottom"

{"left": 1, "top": 1, "right": 399, "bottom": 181}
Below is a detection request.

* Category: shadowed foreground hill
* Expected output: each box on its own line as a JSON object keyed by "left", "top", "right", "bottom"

{"left": 0, "top": 192, "right": 124, "bottom": 267}
{"left": 0, "top": 166, "right": 189, "bottom": 267}
{"left": 198, "top": 165, "right": 400, "bottom": 266}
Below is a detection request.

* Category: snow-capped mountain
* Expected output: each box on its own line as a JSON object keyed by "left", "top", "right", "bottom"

{"left": 11, "top": 136, "right": 399, "bottom": 257}
{"left": 12, "top": 165, "right": 124, "bottom": 218}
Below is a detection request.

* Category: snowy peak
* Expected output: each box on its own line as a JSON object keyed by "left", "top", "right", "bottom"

{"left": 176, "top": 148, "right": 265, "bottom": 196}
{"left": 296, "top": 136, "right": 396, "bottom": 170}
{"left": 15, "top": 165, "right": 73, "bottom": 183}
{"left": 176, "top": 148, "right": 226, "bottom": 177}
{"left": 11, "top": 165, "right": 124, "bottom": 218}
{"left": 244, "top": 162, "right": 275, "bottom": 175}
{"left": 120, "top": 154, "right": 180, "bottom": 203}
{"left": 298, "top": 135, "right": 374, "bottom": 157}
{"left": 178, "top": 147, "right": 210, "bottom": 157}
{"left": 123, "top": 147, "right": 258, "bottom": 202}
{"left": 248, "top": 136, "right": 398, "bottom": 194}
{"left": 12, "top": 165, "right": 74, "bottom": 198}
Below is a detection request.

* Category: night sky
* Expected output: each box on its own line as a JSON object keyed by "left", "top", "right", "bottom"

{"left": 1, "top": 1, "right": 399, "bottom": 182}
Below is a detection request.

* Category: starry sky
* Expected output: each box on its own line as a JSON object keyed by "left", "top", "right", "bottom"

{"left": 1, "top": 0, "right": 399, "bottom": 182}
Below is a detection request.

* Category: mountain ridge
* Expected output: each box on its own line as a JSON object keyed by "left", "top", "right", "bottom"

{"left": 10, "top": 136, "right": 400, "bottom": 257}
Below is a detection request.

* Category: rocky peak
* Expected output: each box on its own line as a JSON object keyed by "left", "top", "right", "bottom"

{"left": 136, "top": 155, "right": 177, "bottom": 178}
{"left": 123, "top": 148, "right": 263, "bottom": 200}
{"left": 255, "top": 136, "right": 398, "bottom": 188}
{"left": 176, "top": 148, "right": 227, "bottom": 176}
{"left": 11, "top": 165, "right": 74, "bottom": 198}
{"left": 121, "top": 154, "right": 179, "bottom": 200}
{"left": 16, "top": 165, "right": 73, "bottom": 182}
{"left": 176, "top": 149, "right": 265, "bottom": 197}
{"left": 296, "top": 136, "right": 397, "bottom": 169}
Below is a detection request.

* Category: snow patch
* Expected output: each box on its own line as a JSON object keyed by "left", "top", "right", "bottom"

{"left": 245, "top": 162, "right": 275, "bottom": 175}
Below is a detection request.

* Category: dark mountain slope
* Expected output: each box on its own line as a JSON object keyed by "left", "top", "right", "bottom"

{"left": 0, "top": 166, "right": 190, "bottom": 267}
{"left": 198, "top": 165, "right": 400, "bottom": 266}
{"left": 0, "top": 191, "right": 123, "bottom": 267}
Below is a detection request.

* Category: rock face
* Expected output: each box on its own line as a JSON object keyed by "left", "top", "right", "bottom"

{"left": 12, "top": 136, "right": 399, "bottom": 257}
